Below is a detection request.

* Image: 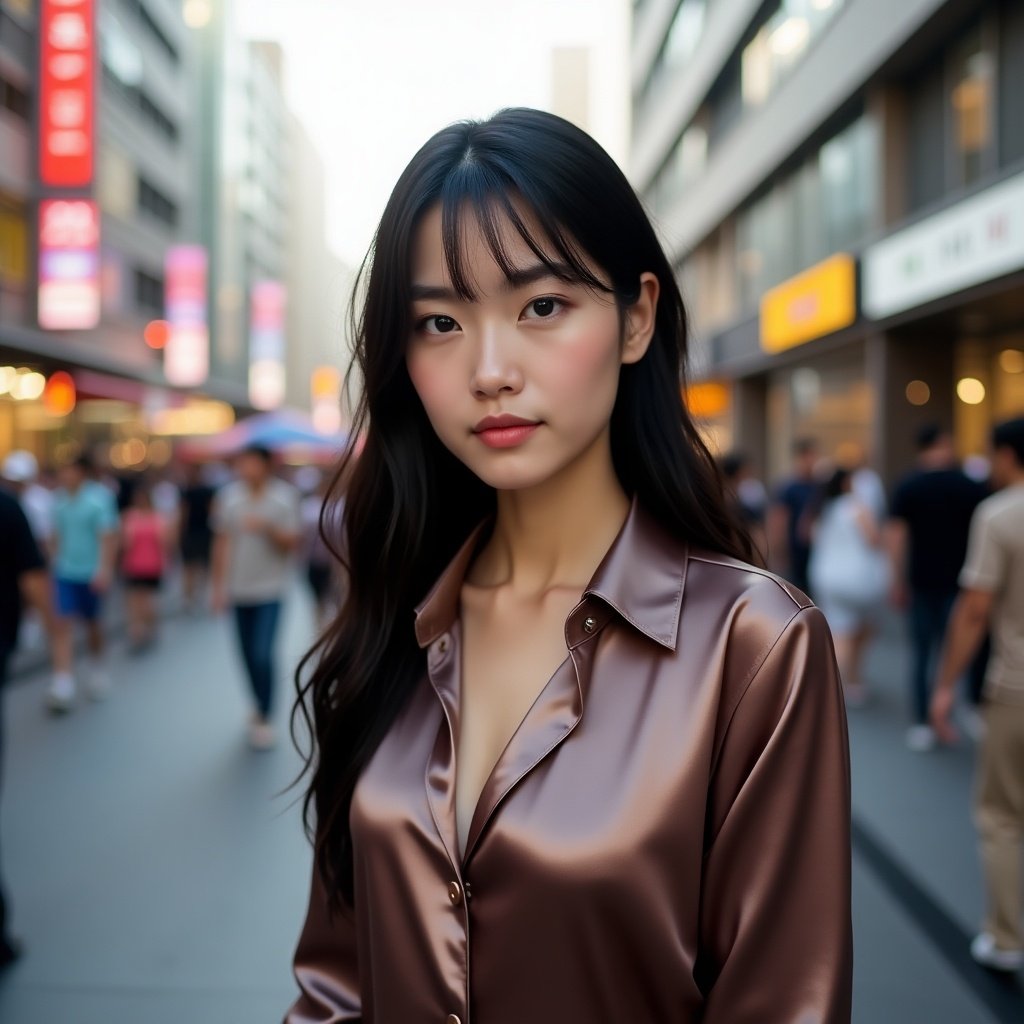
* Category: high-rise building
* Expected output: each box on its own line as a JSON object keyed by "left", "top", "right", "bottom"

{"left": 1, "top": 0, "right": 248, "bottom": 468}
{"left": 631, "top": 0, "right": 1024, "bottom": 483}
{"left": 284, "top": 110, "right": 351, "bottom": 426}
{"left": 192, "top": 3, "right": 291, "bottom": 409}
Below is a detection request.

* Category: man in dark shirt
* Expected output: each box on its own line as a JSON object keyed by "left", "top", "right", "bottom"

{"left": 768, "top": 437, "right": 819, "bottom": 593}
{"left": 178, "top": 463, "right": 216, "bottom": 613}
{"left": 889, "top": 425, "right": 988, "bottom": 751}
{"left": 0, "top": 488, "right": 50, "bottom": 966}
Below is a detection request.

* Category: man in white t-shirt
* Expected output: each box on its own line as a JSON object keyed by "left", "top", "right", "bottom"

{"left": 211, "top": 446, "right": 301, "bottom": 750}
{"left": 931, "top": 417, "right": 1024, "bottom": 973}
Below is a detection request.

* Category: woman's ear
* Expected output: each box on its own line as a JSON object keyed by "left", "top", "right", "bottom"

{"left": 621, "top": 272, "right": 660, "bottom": 365}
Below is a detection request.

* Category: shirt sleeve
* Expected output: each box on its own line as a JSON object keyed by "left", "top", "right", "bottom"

{"left": 699, "top": 605, "right": 853, "bottom": 1024}
{"left": 286, "top": 863, "right": 362, "bottom": 1023}
{"left": 959, "top": 504, "right": 1003, "bottom": 593}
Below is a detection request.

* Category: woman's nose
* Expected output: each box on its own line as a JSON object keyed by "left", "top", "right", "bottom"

{"left": 470, "top": 328, "right": 523, "bottom": 398}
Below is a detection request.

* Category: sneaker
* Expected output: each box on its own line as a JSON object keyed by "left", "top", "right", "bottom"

{"left": 906, "top": 724, "right": 937, "bottom": 753}
{"left": 46, "top": 672, "right": 76, "bottom": 714}
{"left": 85, "top": 666, "right": 112, "bottom": 701}
{"left": 248, "top": 720, "right": 277, "bottom": 751}
{"left": 970, "top": 932, "right": 1024, "bottom": 972}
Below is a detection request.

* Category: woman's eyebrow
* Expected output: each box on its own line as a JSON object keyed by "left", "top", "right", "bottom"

{"left": 410, "top": 262, "right": 575, "bottom": 302}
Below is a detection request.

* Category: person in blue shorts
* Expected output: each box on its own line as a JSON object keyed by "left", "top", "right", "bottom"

{"left": 48, "top": 455, "right": 119, "bottom": 712}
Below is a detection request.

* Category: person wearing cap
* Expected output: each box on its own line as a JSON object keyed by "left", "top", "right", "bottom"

{"left": 1, "top": 450, "right": 54, "bottom": 548}
{"left": 210, "top": 445, "right": 301, "bottom": 750}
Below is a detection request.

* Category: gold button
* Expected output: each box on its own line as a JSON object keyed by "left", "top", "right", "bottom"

{"left": 447, "top": 880, "right": 462, "bottom": 906}
{"left": 583, "top": 616, "right": 597, "bottom": 633}
{"left": 437, "top": 635, "right": 449, "bottom": 654}
{"left": 446, "top": 1016, "right": 462, "bottom": 1024}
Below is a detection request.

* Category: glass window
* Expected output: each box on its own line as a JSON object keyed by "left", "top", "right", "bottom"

{"left": 640, "top": 0, "right": 709, "bottom": 106}
{"left": 741, "top": 0, "right": 845, "bottom": 111}
{"left": 999, "top": 0, "right": 1024, "bottom": 168}
{"left": 950, "top": 25, "right": 995, "bottom": 188}
{"left": 734, "top": 114, "right": 874, "bottom": 316}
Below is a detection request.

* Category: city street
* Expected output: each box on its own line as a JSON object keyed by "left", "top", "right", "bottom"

{"left": 0, "top": 589, "right": 1022, "bottom": 1023}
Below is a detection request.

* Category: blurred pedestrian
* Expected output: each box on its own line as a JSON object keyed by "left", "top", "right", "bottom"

{"left": 889, "top": 424, "right": 988, "bottom": 752}
{"left": 300, "top": 472, "right": 341, "bottom": 631}
{"left": 178, "top": 463, "right": 216, "bottom": 613}
{"left": 767, "top": 437, "right": 819, "bottom": 593}
{"left": 121, "top": 482, "right": 168, "bottom": 652}
{"left": 1, "top": 450, "right": 54, "bottom": 547}
{"left": 0, "top": 489, "right": 52, "bottom": 967}
{"left": 808, "top": 467, "right": 890, "bottom": 706}
{"left": 720, "top": 452, "right": 767, "bottom": 559}
{"left": 931, "top": 417, "right": 1024, "bottom": 973}
{"left": 210, "top": 446, "right": 300, "bottom": 750}
{"left": 47, "top": 455, "right": 120, "bottom": 711}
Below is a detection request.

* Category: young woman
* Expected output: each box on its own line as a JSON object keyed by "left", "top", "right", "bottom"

{"left": 288, "top": 109, "right": 852, "bottom": 1024}
{"left": 808, "top": 467, "right": 890, "bottom": 709}
{"left": 120, "top": 482, "right": 167, "bottom": 651}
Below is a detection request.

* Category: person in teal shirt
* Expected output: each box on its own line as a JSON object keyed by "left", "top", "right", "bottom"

{"left": 48, "top": 455, "right": 119, "bottom": 712}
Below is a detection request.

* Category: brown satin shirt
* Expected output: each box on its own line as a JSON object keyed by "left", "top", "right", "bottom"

{"left": 288, "top": 501, "right": 853, "bottom": 1024}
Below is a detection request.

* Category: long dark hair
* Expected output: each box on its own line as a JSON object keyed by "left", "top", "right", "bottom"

{"left": 293, "top": 108, "right": 752, "bottom": 908}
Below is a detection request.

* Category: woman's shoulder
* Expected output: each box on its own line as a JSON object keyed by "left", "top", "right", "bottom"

{"left": 683, "top": 547, "right": 817, "bottom": 647}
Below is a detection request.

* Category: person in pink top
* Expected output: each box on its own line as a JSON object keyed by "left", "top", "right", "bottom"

{"left": 121, "top": 483, "right": 168, "bottom": 651}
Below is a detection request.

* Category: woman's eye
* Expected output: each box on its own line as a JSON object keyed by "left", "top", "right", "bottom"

{"left": 420, "top": 314, "right": 460, "bottom": 335}
{"left": 522, "top": 297, "right": 563, "bottom": 320}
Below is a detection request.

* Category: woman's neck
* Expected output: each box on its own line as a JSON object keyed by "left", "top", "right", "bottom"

{"left": 468, "top": 428, "right": 630, "bottom": 596}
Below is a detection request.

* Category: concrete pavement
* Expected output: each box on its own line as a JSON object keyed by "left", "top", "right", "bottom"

{"left": 0, "top": 588, "right": 1021, "bottom": 1022}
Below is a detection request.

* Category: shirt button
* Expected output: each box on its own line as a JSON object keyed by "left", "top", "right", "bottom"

{"left": 446, "top": 1016, "right": 462, "bottom": 1024}
{"left": 447, "top": 880, "right": 462, "bottom": 906}
{"left": 583, "top": 615, "right": 597, "bottom": 633}
{"left": 437, "top": 635, "right": 449, "bottom": 654}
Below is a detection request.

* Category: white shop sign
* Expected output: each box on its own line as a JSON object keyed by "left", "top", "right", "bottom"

{"left": 863, "top": 171, "right": 1024, "bottom": 319}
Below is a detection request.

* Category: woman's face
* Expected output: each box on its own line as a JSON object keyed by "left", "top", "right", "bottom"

{"left": 406, "top": 204, "right": 657, "bottom": 492}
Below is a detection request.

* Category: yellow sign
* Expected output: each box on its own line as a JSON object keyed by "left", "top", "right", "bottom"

{"left": 759, "top": 253, "right": 856, "bottom": 354}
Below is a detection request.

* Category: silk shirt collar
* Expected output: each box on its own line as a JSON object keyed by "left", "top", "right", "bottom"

{"left": 413, "top": 496, "right": 688, "bottom": 652}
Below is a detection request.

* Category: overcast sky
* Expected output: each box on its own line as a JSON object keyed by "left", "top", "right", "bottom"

{"left": 238, "top": 0, "right": 630, "bottom": 267}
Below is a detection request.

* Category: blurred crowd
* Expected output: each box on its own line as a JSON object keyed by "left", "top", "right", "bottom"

{"left": 0, "top": 447, "right": 342, "bottom": 733}
{"left": 721, "top": 422, "right": 1020, "bottom": 753}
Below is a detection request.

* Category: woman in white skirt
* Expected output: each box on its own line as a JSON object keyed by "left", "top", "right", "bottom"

{"left": 809, "top": 466, "right": 891, "bottom": 706}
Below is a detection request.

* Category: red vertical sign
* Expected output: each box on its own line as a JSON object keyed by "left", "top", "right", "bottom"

{"left": 39, "top": 0, "right": 96, "bottom": 189}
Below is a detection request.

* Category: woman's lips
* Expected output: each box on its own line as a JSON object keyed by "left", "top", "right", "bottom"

{"left": 474, "top": 423, "right": 540, "bottom": 449}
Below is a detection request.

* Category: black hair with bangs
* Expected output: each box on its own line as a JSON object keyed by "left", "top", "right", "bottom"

{"left": 293, "top": 107, "right": 753, "bottom": 909}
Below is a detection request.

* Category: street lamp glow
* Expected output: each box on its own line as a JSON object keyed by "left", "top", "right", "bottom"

{"left": 956, "top": 377, "right": 986, "bottom": 405}
{"left": 905, "top": 380, "right": 931, "bottom": 406}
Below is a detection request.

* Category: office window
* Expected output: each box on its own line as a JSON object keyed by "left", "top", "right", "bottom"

{"left": 0, "top": 204, "right": 28, "bottom": 287}
{"left": 138, "top": 177, "right": 179, "bottom": 228}
{"left": 133, "top": 268, "right": 164, "bottom": 315}
{"left": 998, "top": 0, "right": 1024, "bottom": 168}
{"left": 735, "top": 115, "right": 875, "bottom": 315}
{"left": 741, "top": 0, "right": 845, "bottom": 110}
{"left": 639, "top": 0, "right": 709, "bottom": 106}
{"left": 118, "top": 0, "right": 180, "bottom": 66}
{"left": 906, "top": 60, "right": 945, "bottom": 212}
{"left": 950, "top": 25, "right": 995, "bottom": 188}
{"left": 0, "top": 74, "right": 30, "bottom": 121}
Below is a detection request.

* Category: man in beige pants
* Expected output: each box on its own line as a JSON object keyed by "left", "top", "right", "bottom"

{"left": 932, "top": 416, "right": 1024, "bottom": 973}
